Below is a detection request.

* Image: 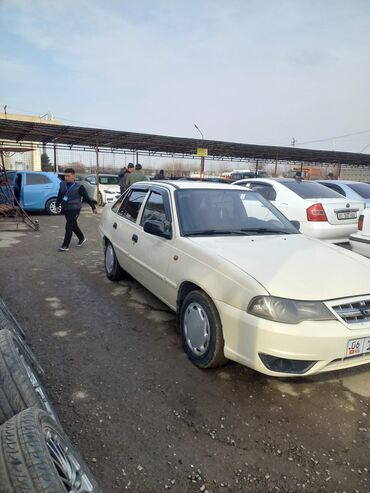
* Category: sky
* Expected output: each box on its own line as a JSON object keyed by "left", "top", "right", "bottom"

{"left": 1, "top": 0, "right": 370, "bottom": 153}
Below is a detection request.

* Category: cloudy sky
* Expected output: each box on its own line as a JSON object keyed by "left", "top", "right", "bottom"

{"left": 1, "top": 0, "right": 370, "bottom": 152}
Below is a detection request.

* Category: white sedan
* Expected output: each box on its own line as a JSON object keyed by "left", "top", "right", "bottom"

{"left": 350, "top": 208, "right": 370, "bottom": 257}
{"left": 234, "top": 178, "right": 364, "bottom": 243}
{"left": 83, "top": 174, "right": 121, "bottom": 205}
{"left": 99, "top": 181, "right": 370, "bottom": 377}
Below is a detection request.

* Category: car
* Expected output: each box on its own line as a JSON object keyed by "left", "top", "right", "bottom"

{"left": 1, "top": 171, "right": 62, "bottom": 214}
{"left": 350, "top": 209, "right": 370, "bottom": 257}
{"left": 317, "top": 180, "right": 370, "bottom": 207}
{"left": 234, "top": 178, "right": 364, "bottom": 243}
{"left": 99, "top": 181, "right": 370, "bottom": 377}
{"left": 82, "top": 174, "right": 121, "bottom": 206}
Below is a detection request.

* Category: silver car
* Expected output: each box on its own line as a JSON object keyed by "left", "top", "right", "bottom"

{"left": 318, "top": 180, "right": 370, "bottom": 207}
{"left": 82, "top": 174, "right": 121, "bottom": 206}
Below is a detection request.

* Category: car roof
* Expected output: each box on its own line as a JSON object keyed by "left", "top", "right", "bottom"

{"left": 320, "top": 180, "right": 368, "bottom": 185}
{"left": 135, "top": 180, "right": 248, "bottom": 191}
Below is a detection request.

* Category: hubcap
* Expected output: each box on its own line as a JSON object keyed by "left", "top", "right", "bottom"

{"left": 45, "top": 429, "right": 94, "bottom": 492}
{"left": 105, "top": 244, "right": 114, "bottom": 274}
{"left": 183, "top": 302, "right": 210, "bottom": 356}
{"left": 49, "top": 201, "right": 57, "bottom": 214}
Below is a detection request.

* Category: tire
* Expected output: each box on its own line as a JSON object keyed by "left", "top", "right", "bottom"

{"left": 0, "top": 329, "right": 57, "bottom": 425}
{"left": 0, "top": 408, "right": 102, "bottom": 493}
{"left": 105, "top": 241, "right": 125, "bottom": 281}
{"left": 180, "top": 290, "right": 228, "bottom": 368}
{"left": 0, "top": 302, "right": 43, "bottom": 376}
{"left": 45, "top": 198, "right": 60, "bottom": 215}
{"left": 97, "top": 191, "right": 104, "bottom": 207}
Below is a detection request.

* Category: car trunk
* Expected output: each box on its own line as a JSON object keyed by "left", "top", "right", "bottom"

{"left": 306, "top": 198, "right": 364, "bottom": 225}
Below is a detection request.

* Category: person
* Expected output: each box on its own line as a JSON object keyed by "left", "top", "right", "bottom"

{"left": 154, "top": 169, "right": 166, "bottom": 180}
{"left": 326, "top": 172, "right": 336, "bottom": 180}
{"left": 118, "top": 166, "right": 128, "bottom": 194}
{"left": 56, "top": 167, "right": 97, "bottom": 252}
{"left": 124, "top": 163, "right": 135, "bottom": 188}
{"left": 294, "top": 171, "right": 303, "bottom": 182}
{"left": 126, "top": 163, "right": 148, "bottom": 187}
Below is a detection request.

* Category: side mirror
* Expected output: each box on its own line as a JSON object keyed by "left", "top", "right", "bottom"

{"left": 290, "top": 220, "right": 300, "bottom": 231}
{"left": 143, "top": 219, "right": 171, "bottom": 239}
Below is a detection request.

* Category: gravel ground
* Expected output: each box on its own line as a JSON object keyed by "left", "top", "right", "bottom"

{"left": 0, "top": 209, "right": 369, "bottom": 493}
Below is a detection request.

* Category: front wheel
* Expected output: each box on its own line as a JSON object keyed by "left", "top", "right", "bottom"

{"left": 180, "top": 290, "right": 228, "bottom": 368}
{"left": 105, "top": 241, "right": 125, "bottom": 281}
{"left": 98, "top": 191, "right": 104, "bottom": 207}
{"left": 45, "top": 198, "right": 60, "bottom": 215}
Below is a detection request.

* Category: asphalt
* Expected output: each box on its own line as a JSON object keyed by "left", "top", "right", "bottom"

{"left": 0, "top": 208, "right": 369, "bottom": 493}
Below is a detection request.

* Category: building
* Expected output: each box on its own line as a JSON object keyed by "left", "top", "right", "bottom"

{"left": 0, "top": 112, "right": 60, "bottom": 171}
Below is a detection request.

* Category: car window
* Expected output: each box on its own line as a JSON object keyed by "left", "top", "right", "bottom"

{"left": 283, "top": 181, "right": 343, "bottom": 199}
{"left": 320, "top": 183, "right": 345, "bottom": 196}
{"left": 99, "top": 176, "right": 119, "bottom": 185}
{"left": 176, "top": 189, "right": 298, "bottom": 236}
{"left": 248, "top": 183, "right": 277, "bottom": 201}
{"left": 141, "top": 191, "right": 168, "bottom": 225}
{"left": 118, "top": 189, "right": 147, "bottom": 222}
{"left": 85, "top": 176, "right": 95, "bottom": 184}
{"left": 347, "top": 183, "right": 370, "bottom": 199}
{"left": 26, "top": 173, "right": 51, "bottom": 185}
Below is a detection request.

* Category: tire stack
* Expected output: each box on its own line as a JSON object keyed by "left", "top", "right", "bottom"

{"left": 0, "top": 298, "right": 102, "bottom": 493}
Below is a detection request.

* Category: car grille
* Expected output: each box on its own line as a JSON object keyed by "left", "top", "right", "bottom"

{"left": 332, "top": 299, "right": 370, "bottom": 325}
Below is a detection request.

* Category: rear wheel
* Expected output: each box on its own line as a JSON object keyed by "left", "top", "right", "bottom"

{"left": 45, "top": 198, "right": 59, "bottom": 215}
{"left": 105, "top": 241, "right": 125, "bottom": 281}
{"left": 180, "top": 290, "right": 228, "bottom": 368}
{"left": 0, "top": 408, "right": 102, "bottom": 493}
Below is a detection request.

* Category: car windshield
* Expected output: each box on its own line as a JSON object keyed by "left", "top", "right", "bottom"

{"left": 347, "top": 182, "right": 370, "bottom": 199}
{"left": 283, "top": 181, "right": 343, "bottom": 199}
{"left": 99, "top": 175, "right": 119, "bottom": 185}
{"left": 176, "top": 189, "right": 299, "bottom": 236}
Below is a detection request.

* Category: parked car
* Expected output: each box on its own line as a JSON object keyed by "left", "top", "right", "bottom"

{"left": 1, "top": 171, "right": 61, "bottom": 214}
{"left": 234, "top": 178, "right": 364, "bottom": 243}
{"left": 99, "top": 181, "right": 370, "bottom": 377}
{"left": 350, "top": 209, "right": 370, "bottom": 258}
{"left": 317, "top": 180, "right": 370, "bottom": 207}
{"left": 82, "top": 174, "right": 121, "bottom": 205}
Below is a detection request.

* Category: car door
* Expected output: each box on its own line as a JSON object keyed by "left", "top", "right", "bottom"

{"left": 110, "top": 187, "right": 149, "bottom": 275}
{"left": 130, "top": 188, "right": 176, "bottom": 304}
{"left": 83, "top": 176, "right": 97, "bottom": 201}
{"left": 22, "top": 173, "right": 53, "bottom": 210}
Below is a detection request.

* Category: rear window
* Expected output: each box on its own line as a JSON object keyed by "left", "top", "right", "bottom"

{"left": 347, "top": 183, "right": 370, "bottom": 199}
{"left": 283, "top": 181, "right": 343, "bottom": 199}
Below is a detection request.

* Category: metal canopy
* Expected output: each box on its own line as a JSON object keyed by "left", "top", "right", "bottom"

{"left": 1, "top": 118, "right": 370, "bottom": 165}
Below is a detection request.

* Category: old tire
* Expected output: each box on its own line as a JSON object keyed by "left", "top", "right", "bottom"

{"left": 105, "top": 241, "right": 125, "bottom": 281}
{"left": 45, "top": 198, "right": 60, "bottom": 215}
{"left": 0, "top": 408, "right": 102, "bottom": 493}
{"left": 0, "top": 329, "right": 57, "bottom": 425}
{"left": 0, "top": 303, "right": 43, "bottom": 376}
{"left": 180, "top": 290, "right": 228, "bottom": 368}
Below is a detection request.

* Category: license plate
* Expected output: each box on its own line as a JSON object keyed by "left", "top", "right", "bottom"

{"left": 337, "top": 211, "right": 357, "bottom": 220}
{"left": 346, "top": 337, "right": 370, "bottom": 357}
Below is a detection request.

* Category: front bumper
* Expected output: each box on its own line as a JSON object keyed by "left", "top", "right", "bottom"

{"left": 215, "top": 299, "right": 370, "bottom": 377}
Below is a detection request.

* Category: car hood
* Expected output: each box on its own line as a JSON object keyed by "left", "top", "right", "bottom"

{"left": 101, "top": 184, "right": 120, "bottom": 192}
{"left": 188, "top": 234, "right": 370, "bottom": 300}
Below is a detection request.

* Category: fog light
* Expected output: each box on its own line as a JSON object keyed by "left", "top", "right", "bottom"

{"left": 259, "top": 354, "right": 317, "bottom": 374}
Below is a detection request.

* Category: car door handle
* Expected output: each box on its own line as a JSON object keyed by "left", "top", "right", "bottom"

{"left": 132, "top": 234, "right": 138, "bottom": 243}
{"left": 113, "top": 222, "right": 117, "bottom": 229}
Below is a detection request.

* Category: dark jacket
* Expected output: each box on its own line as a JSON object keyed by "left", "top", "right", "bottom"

{"left": 56, "top": 181, "right": 96, "bottom": 213}
{"left": 118, "top": 169, "right": 127, "bottom": 187}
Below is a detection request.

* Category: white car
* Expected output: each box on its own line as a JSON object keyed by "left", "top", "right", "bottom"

{"left": 234, "top": 178, "right": 364, "bottom": 243}
{"left": 99, "top": 181, "right": 370, "bottom": 377}
{"left": 350, "top": 209, "right": 370, "bottom": 257}
{"left": 83, "top": 174, "right": 121, "bottom": 205}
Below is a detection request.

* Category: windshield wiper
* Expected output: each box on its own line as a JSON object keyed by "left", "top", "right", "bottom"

{"left": 184, "top": 229, "right": 252, "bottom": 237}
{"left": 239, "top": 228, "right": 293, "bottom": 235}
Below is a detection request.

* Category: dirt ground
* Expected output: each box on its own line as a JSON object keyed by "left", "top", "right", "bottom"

{"left": 0, "top": 209, "right": 369, "bottom": 493}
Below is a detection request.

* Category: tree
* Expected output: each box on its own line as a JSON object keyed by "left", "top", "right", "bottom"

{"left": 41, "top": 152, "right": 53, "bottom": 171}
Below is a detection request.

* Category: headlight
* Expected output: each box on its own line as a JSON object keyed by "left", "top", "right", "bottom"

{"left": 247, "top": 296, "right": 335, "bottom": 324}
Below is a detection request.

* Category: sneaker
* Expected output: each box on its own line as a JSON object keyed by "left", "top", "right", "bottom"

{"left": 77, "top": 238, "right": 87, "bottom": 247}
{"left": 58, "top": 246, "right": 69, "bottom": 252}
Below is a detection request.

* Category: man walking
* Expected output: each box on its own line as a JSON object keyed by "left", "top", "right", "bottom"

{"left": 56, "top": 167, "right": 97, "bottom": 252}
{"left": 126, "top": 163, "right": 148, "bottom": 187}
